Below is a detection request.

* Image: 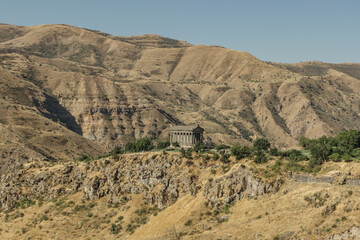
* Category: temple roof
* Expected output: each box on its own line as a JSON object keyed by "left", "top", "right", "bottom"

{"left": 169, "top": 125, "right": 203, "bottom": 131}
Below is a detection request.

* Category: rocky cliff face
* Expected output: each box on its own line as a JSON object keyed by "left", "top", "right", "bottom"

{"left": 203, "top": 167, "right": 283, "bottom": 209}
{"left": 0, "top": 153, "right": 282, "bottom": 211}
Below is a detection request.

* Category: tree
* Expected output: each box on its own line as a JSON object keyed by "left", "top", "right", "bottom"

{"left": 309, "top": 136, "right": 331, "bottom": 165}
{"left": 230, "top": 144, "right": 250, "bottom": 160}
{"left": 299, "top": 136, "right": 315, "bottom": 149}
{"left": 253, "top": 138, "right": 271, "bottom": 151}
{"left": 135, "top": 138, "right": 154, "bottom": 152}
{"left": 336, "top": 130, "right": 360, "bottom": 153}
{"left": 254, "top": 150, "right": 267, "bottom": 164}
{"left": 269, "top": 147, "right": 279, "bottom": 156}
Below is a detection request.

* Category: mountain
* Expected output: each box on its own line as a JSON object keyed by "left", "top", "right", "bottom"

{"left": 0, "top": 23, "right": 359, "bottom": 161}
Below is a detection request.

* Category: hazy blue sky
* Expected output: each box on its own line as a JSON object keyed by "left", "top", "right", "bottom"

{"left": 1, "top": 0, "right": 359, "bottom": 63}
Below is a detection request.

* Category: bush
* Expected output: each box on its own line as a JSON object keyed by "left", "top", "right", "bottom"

{"left": 284, "top": 161, "right": 304, "bottom": 172}
{"left": 230, "top": 144, "right": 250, "bottom": 160}
{"left": 135, "top": 138, "right": 154, "bottom": 152}
{"left": 157, "top": 141, "right": 170, "bottom": 149}
{"left": 212, "top": 153, "right": 219, "bottom": 161}
{"left": 253, "top": 138, "right": 271, "bottom": 151}
{"left": 220, "top": 153, "right": 230, "bottom": 163}
{"left": 351, "top": 149, "right": 360, "bottom": 158}
{"left": 288, "top": 149, "right": 307, "bottom": 161}
{"left": 125, "top": 138, "right": 154, "bottom": 152}
{"left": 180, "top": 148, "right": 192, "bottom": 159}
{"left": 270, "top": 160, "right": 282, "bottom": 174}
{"left": 125, "top": 142, "right": 136, "bottom": 152}
{"left": 184, "top": 220, "right": 192, "bottom": 226}
{"left": 172, "top": 142, "right": 180, "bottom": 147}
{"left": 193, "top": 142, "right": 206, "bottom": 152}
{"left": 215, "top": 144, "right": 230, "bottom": 151}
{"left": 254, "top": 150, "right": 267, "bottom": 164}
{"left": 110, "top": 223, "right": 122, "bottom": 234}
{"left": 342, "top": 153, "right": 353, "bottom": 162}
{"left": 269, "top": 147, "right": 279, "bottom": 156}
{"left": 299, "top": 136, "right": 316, "bottom": 149}
{"left": 329, "top": 153, "right": 341, "bottom": 162}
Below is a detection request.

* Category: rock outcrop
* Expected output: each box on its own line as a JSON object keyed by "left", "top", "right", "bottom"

{"left": 0, "top": 154, "right": 282, "bottom": 211}
{"left": 203, "top": 167, "right": 283, "bottom": 209}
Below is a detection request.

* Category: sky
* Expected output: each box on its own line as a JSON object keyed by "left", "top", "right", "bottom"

{"left": 1, "top": 0, "right": 359, "bottom": 63}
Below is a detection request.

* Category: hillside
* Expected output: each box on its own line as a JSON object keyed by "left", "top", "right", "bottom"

{"left": 0, "top": 23, "right": 359, "bottom": 160}
{"left": 1, "top": 152, "right": 360, "bottom": 239}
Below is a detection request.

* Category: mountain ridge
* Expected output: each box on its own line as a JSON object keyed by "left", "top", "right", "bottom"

{"left": 0, "top": 23, "right": 359, "bottom": 160}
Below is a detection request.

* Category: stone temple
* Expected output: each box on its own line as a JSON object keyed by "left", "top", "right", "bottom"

{"left": 169, "top": 125, "right": 204, "bottom": 147}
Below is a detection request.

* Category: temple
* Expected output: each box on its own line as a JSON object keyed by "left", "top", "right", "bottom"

{"left": 169, "top": 125, "right": 204, "bottom": 147}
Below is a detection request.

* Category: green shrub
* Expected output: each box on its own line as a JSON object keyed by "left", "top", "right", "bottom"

{"left": 329, "top": 153, "right": 341, "bottom": 162}
{"left": 342, "top": 153, "right": 352, "bottom": 162}
{"left": 110, "top": 223, "right": 122, "bottom": 234}
{"left": 193, "top": 142, "right": 206, "bottom": 152}
{"left": 254, "top": 150, "right": 267, "bottom": 164}
{"left": 284, "top": 161, "right": 304, "bottom": 172}
{"left": 125, "top": 138, "right": 154, "bottom": 152}
{"left": 253, "top": 138, "right": 271, "bottom": 151}
{"left": 212, "top": 153, "right": 219, "bottom": 161}
{"left": 220, "top": 153, "right": 230, "bottom": 163}
{"left": 125, "top": 142, "right": 136, "bottom": 152}
{"left": 110, "top": 146, "right": 122, "bottom": 156}
{"left": 215, "top": 144, "right": 230, "bottom": 151}
{"left": 135, "top": 138, "right": 154, "bottom": 152}
{"left": 230, "top": 144, "right": 250, "bottom": 160}
{"left": 269, "top": 147, "right": 279, "bottom": 156}
{"left": 299, "top": 136, "right": 316, "bottom": 148}
{"left": 157, "top": 141, "right": 170, "bottom": 149}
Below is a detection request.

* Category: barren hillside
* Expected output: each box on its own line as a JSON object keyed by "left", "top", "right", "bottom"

{"left": 0, "top": 23, "right": 359, "bottom": 160}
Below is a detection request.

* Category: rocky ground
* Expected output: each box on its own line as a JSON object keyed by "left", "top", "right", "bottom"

{"left": 1, "top": 152, "right": 360, "bottom": 239}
